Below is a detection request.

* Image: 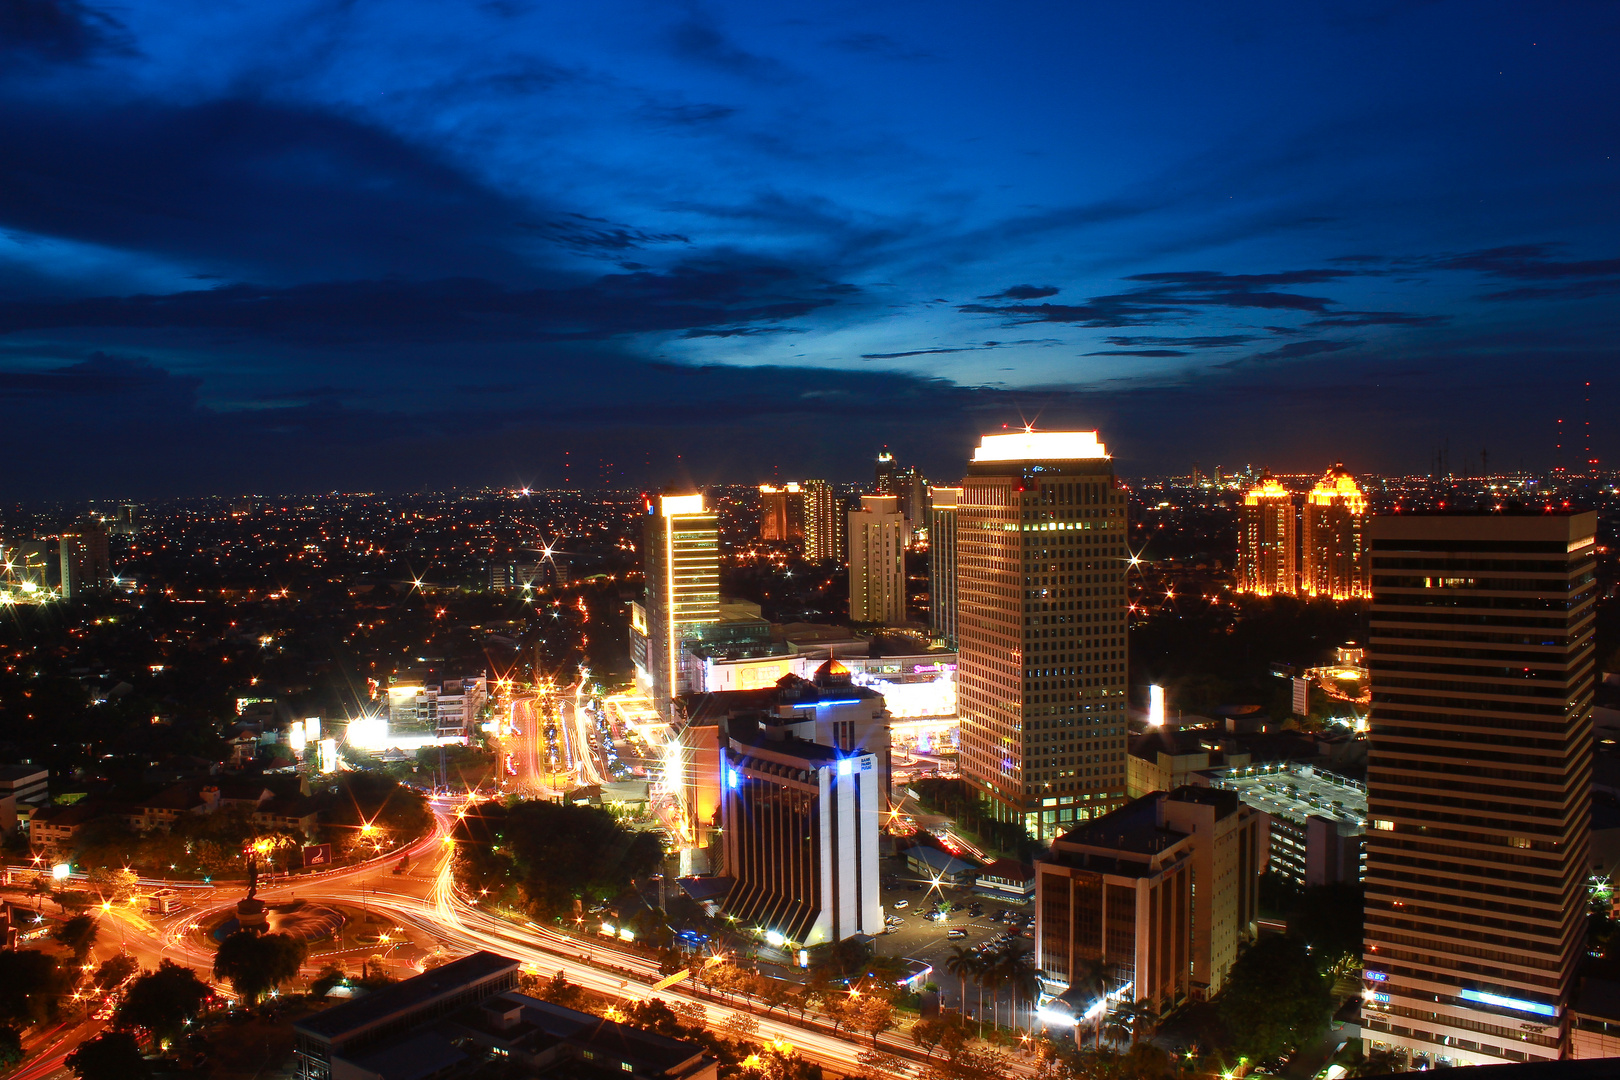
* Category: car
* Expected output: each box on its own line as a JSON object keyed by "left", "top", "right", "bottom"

{"left": 907, "top": 883, "right": 924, "bottom": 892}
{"left": 893, "top": 899, "right": 909, "bottom": 909}
{"left": 968, "top": 905, "right": 984, "bottom": 917}
{"left": 947, "top": 928, "right": 967, "bottom": 939}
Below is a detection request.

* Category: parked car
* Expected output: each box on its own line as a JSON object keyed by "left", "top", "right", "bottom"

{"left": 947, "top": 928, "right": 968, "bottom": 940}
{"left": 893, "top": 899, "right": 909, "bottom": 909}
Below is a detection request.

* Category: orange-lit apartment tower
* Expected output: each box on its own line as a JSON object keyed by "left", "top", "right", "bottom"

{"left": 758, "top": 483, "right": 805, "bottom": 542}
{"left": 1302, "top": 465, "right": 1368, "bottom": 600}
{"left": 1239, "top": 475, "right": 1297, "bottom": 596}
{"left": 957, "top": 431, "right": 1130, "bottom": 840}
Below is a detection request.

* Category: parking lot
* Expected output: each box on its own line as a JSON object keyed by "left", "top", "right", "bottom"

{"left": 873, "top": 861, "right": 1033, "bottom": 1014}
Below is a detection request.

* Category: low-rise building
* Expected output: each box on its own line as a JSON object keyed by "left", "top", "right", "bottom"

{"left": 1035, "top": 787, "right": 1260, "bottom": 1017}
{"left": 974, "top": 858, "right": 1035, "bottom": 900}
{"left": 1206, "top": 762, "right": 1365, "bottom": 886}
{"left": 904, "top": 844, "right": 979, "bottom": 886}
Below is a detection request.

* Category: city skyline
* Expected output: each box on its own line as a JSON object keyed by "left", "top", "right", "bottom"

{"left": 1, "top": 3, "right": 1617, "bottom": 496}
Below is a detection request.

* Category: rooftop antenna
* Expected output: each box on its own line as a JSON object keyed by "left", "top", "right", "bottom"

{"left": 1585, "top": 381, "right": 1598, "bottom": 475}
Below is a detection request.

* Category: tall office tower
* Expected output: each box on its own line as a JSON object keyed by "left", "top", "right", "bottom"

{"left": 1238, "top": 474, "right": 1297, "bottom": 595}
{"left": 958, "top": 431, "right": 1130, "bottom": 839}
{"left": 642, "top": 493, "right": 720, "bottom": 719}
{"left": 929, "top": 487, "right": 962, "bottom": 646}
{"left": 758, "top": 483, "right": 805, "bottom": 542}
{"left": 1362, "top": 512, "right": 1596, "bottom": 1070}
{"left": 1302, "top": 464, "right": 1368, "bottom": 600}
{"left": 848, "top": 495, "right": 906, "bottom": 625}
{"left": 801, "top": 479, "right": 846, "bottom": 563}
{"left": 875, "top": 448, "right": 897, "bottom": 496}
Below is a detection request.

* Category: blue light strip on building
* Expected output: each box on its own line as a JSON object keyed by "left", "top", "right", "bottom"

{"left": 1459, "top": 989, "right": 1558, "bottom": 1018}
{"left": 814, "top": 699, "right": 861, "bottom": 707}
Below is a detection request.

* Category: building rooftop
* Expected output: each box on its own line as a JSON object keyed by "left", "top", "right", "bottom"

{"left": 294, "top": 950, "right": 519, "bottom": 1042}
{"left": 1208, "top": 762, "right": 1366, "bottom": 829}
{"left": 1049, "top": 794, "right": 1187, "bottom": 863}
{"left": 906, "top": 845, "right": 979, "bottom": 877}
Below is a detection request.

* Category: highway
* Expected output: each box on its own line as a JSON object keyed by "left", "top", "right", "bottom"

{"left": 3, "top": 799, "right": 1034, "bottom": 1078}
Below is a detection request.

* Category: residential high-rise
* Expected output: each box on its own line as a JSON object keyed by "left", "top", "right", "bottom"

{"left": 848, "top": 494, "right": 905, "bottom": 625}
{"left": 1035, "top": 787, "right": 1259, "bottom": 1017}
{"left": 641, "top": 493, "right": 720, "bottom": 718}
{"left": 929, "top": 487, "right": 962, "bottom": 646}
{"left": 1302, "top": 464, "right": 1368, "bottom": 599}
{"left": 58, "top": 521, "right": 111, "bottom": 599}
{"left": 958, "top": 430, "right": 1130, "bottom": 839}
{"left": 895, "top": 464, "right": 930, "bottom": 543}
{"left": 1362, "top": 512, "right": 1596, "bottom": 1070}
{"left": 801, "top": 479, "right": 846, "bottom": 563}
{"left": 758, "top": 483, "right": 805, "bottom": 542}
{"left": 1238, "top": 474, "right": 1297, "bottom": 595}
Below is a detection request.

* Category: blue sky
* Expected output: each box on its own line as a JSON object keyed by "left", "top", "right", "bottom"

{"left": 2, "top": 0, "right": 1617, "bottom": 495}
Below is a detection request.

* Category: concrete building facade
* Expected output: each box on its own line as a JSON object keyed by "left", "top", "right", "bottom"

{"left": 957, "top": 431, "right": 1130, "bottom": 839}
{"left": 848, "top": 494, "right": 905, "bottom": 625}
{"left": 1362, "top": 512, "right": 1596, "bottom": 1069}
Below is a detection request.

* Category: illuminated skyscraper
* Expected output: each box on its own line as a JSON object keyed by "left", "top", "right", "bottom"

{"left": 875, "top": 448, "right": 897, "bottom": 496}
{"left": 1238, "top": 474, "right": 1297, "bottom": 595}
{"left": 1362, "top": 512, "right": 1595, "bottom": 1069}
{"left": 758, "top": 483, "right": 805, "bottom": 542}
{"left": 929, "top": 487, "right": 962, "bottom": 646}
{"left": 801, "top": 479, "right": 846, "bottom": 563}
{"left": 957, "top": 431, "right": 1130, "bottom": 839}
{"left": 642, "top": 493, "right": 720, "bottom": 718}
{"left": 1302, "top": 464, "right": 1368, "bottom": 600}
{"left": 848, "top": 495, "right": 905, "bottom": 625}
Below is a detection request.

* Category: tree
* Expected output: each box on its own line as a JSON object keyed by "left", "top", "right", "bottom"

{"left": 52, "top": 915, "right": 101, "bottom": 962}
{"left": 115, "top": 960, "right": 209, "bottom": 1049}
{"left": 943, "top": 946, "right": 984, "bottom": 1035}
{"left": 0, "top": 1026, "right": 21, "bottom": 1067}
{"left": 67, "top": 1030, "right": 151, "bottom": 1080}
{"left": 1289, "top": 883, "right": 1364, "bottom": 977}
{"left": 535, "top": 970, "right": 585, "bottom": 1009}
{"left": 94, "top": 954, "right": 139, "bottom": 992}
{"left": 910, "top": 1018, "right": 946, "bottom": 1059}
{"left": 0, "top": 950, "right": 70, "bottom": 1028}
{"left": 310, "top": 963, "right": 347, "bottom": 998}
{"left": 1218, "top": 935, "right": 1331, "bottom": 1063}
{"left": 212, "top": 930, "right": 306, "bottom": 1005}
{"left": 852, "top": 995, "right": 896, "bottom": 1048}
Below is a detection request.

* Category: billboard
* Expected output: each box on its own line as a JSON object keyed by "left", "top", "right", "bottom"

{"left": 301, "top": 844, "right": 333, "bottom": 868}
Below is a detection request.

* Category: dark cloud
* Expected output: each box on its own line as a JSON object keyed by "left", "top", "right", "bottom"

{"left": 0, "top": 96, "right": 535, "bottom": 280}
{"left": 1083, "top": 349, "right": 1187, "bottom": 357}
{"left": 669, "top": 19, "right": 785, "bottom": 81}
{"left": 0, "top": 263, "right": 844, "bottom": 345}
{"left": 1305, "top": 310, "right": 1448, "bottom": 328}
{"left": 0, "top": 0, "right": 131, "bottom": 65}
{"left": 980, "top": 284, "right": 1060, "bottom": 300}
{"left": 826, "top": 33, "right": 933, "bottom": 61}
{"left": 961, "top": 267, "right": 1351, "bottom": 328}
{"left": 1424, "top": 244, "right": 1620, "bottom": 281}
{"left": 1102, "top": 334, "right": 1253, "bottom": 348}
{"left": 520, "top": 215, "right": 691, "bottom": 254}
{"left": 0, "top": 351, "right": 193, "bottom": 396}
{"left": 639, "top": 101, "right": 739, "bottom": 125}
{"left": 1236, "top": 339, "right": 1356, "bottom": 364}
{"left": 861, "top": 347, "right": 975, "bottom": 359}
{"left": 1483, "top": 279, "right": 1620, "bottom": 302}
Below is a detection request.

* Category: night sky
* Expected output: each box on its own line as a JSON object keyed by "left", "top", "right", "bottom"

{"left": 3, "top": 1, "right": 1618, "bottom": 497}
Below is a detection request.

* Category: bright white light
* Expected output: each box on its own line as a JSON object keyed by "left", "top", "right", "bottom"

{"left": 973, "top": 431, "right": 1108, "bottom": 462}
{"left": 288, "top": 723, "right": 306, "bottom": 755}
{"left": 52, "top": 863, "right": 71, "bottom": 880}
{"left": 765, "top": 930, "right": 786, "bottom": 948}
{"left": 660, "top": 494, "right": 706, "bottom": 517}
{"left": 318, "top": 738, "right": 339, "bottom": 774}
{"left": 1148, "top": 684, "right": 1165, "bottom": 727}
{"left": 347, "top": 714, "right": 390, "bottom": 750}
{"left": 1036, "top": 1006, "right": 1077, "bottom": 1027}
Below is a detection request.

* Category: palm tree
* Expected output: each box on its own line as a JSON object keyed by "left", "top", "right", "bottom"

{"left": 1067, "top": 958, "right": 1110, "bottom": 1050}
{"left": 943, "top": 945, "right": 984, "bottom": 1036}
{"left": 1002, "top": 947, "right": 1041, "bottom": 1033}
